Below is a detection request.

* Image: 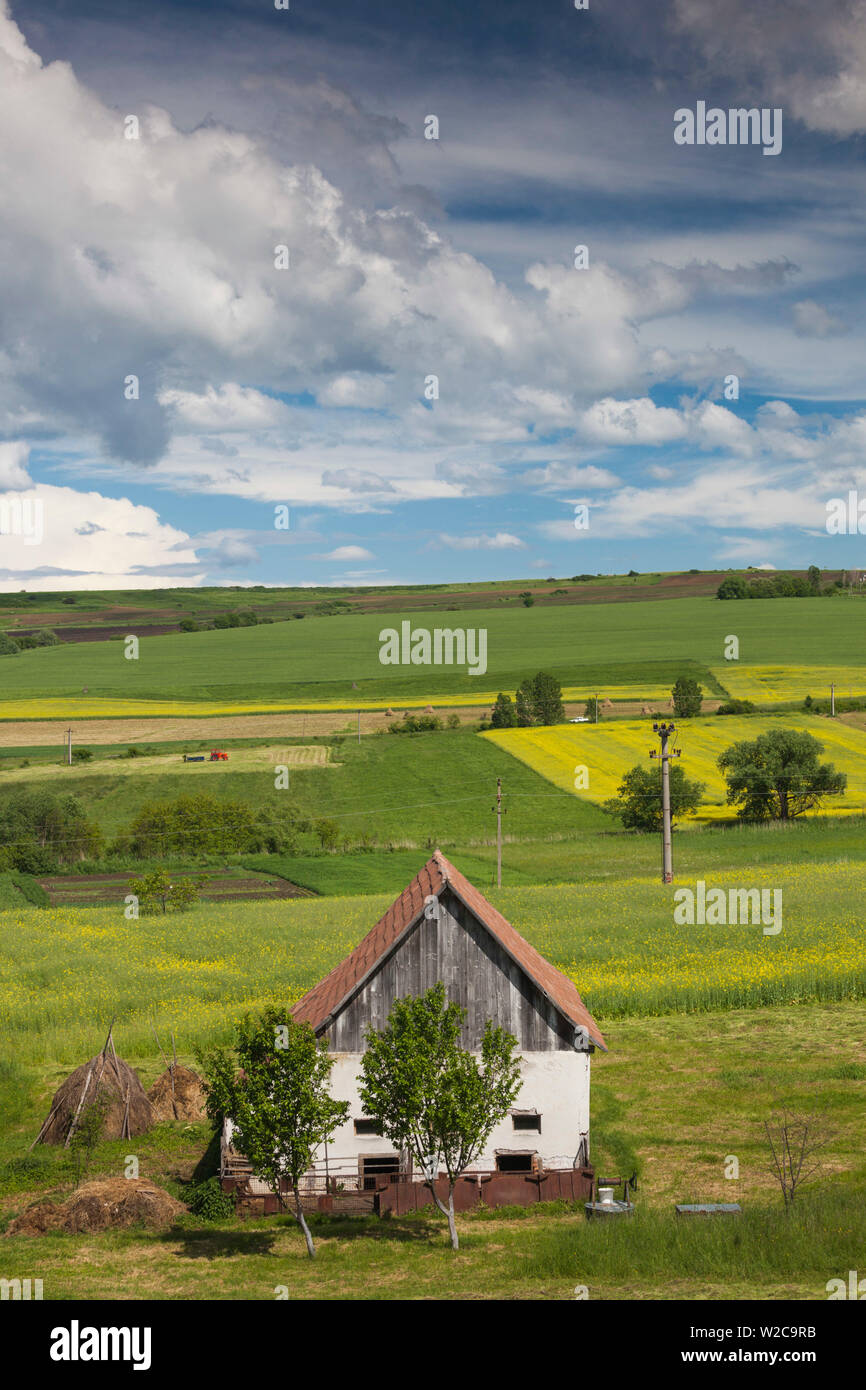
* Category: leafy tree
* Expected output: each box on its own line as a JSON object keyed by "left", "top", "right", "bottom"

{"left": 530, "top": 671, "right": 564, "bottom": 725}
{"left": 359, "top": 982, "right": 521, "bottom": 1250}
{"left": 179, "top": 618, "right": 200, "bottom": 632}
{"left": 114, "top": 793, "right": 300, "bottom": 858}
{"left": 672, "top": 676, "right": 702, "bottom": 717}
{"left": 716, "top": 699, "right": 755, "bottom": 715}
{"left": 446, "top": 712, "right": 461, "bottom": 729}
{"left": 584, "top": 696, "right": 601, "bottom": 722}
{"left": 491, "top": 692, "right": 517, "bottom": 729}
{"left": 716, "top": 575, "right": 748, "bottom": 600}
{"left": 0, "top": 789, "right": 102, "bottom": 865}
{"left": 0, "top": 631, "right": 20, "bottom": 655}
{"left": 807, "top": 565, "right": 821, "bottom": 593}
{"left": 128, "top": 868, "right": 204, "bottom": 913}
{"left": 198, "top": 1009, "right": 348, "bottom": 1258}
{"left": 602, "top": 763, "right": 705, "bottom": 832}
{"left": 314, "top": 817, "right": 340, "bottom": 850}
{"left": 718, "top": 729, "right": 847, "bottom": 821}
{"left": 521, "top": 594, "right": 535, "bottom": 607}
{"left": 515, "top": 680, "right": 534, "bottom": 727}
{"left": 71, "top": 747, "right": 93, "bottom": 763}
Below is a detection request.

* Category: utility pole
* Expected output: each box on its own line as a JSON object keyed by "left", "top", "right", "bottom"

{"left": 493, "top": 778, "right": 505, "bottom": 888}
{"left": 65, "top": 726, "right": 72, "bottom": 766}
{"left": 650, "top": 721, "right": 680, "bottom": 884}
{"left": 831, "top": 683, "right": 836, "bottom": 717}
{"left": 594, "top": 692, "right": 599, "bottom": 724}
{"left": 357, "top": 709, "right": 361, "bottom": 743}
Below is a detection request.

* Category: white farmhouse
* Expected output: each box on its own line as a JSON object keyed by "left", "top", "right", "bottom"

{"left": 222, "top": 851, "right": 605, "bottom": 1210}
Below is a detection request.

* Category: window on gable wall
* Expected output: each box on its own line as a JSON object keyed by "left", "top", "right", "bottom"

{"left": 511, "top": 1111, "right": 542, "bottom": 1133}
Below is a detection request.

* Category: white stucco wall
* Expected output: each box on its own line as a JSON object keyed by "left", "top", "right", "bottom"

{"left": 305, "top": 1050, "right": 591, "bottom": 1179}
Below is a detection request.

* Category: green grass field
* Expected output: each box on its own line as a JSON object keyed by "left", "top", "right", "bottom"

{"left": 0, "top": 595, "right": 861, "bottom": 710}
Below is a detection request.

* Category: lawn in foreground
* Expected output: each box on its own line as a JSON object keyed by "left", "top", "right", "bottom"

{"left": 484, "top": 714, "right": 866, "bottom": 820}
{"left": 2, "top": 1001, "right": 863, "bottom": 1300}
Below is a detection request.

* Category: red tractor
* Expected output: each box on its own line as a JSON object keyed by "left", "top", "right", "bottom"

{"left": 209, "top": 749, "right": 228, "bottom": 761}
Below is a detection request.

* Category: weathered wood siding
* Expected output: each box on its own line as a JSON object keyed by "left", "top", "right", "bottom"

{"left": 325, "top": 889, "right": 573, "bottom": 1051}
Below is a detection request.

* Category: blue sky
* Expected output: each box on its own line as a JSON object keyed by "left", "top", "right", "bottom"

{"left": 1, "top": 0, "right": 865, "bottom": 589}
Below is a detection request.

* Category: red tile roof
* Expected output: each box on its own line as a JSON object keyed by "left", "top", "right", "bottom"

{"left": 291, "top": 850, "right": 606, "bottom": 1050}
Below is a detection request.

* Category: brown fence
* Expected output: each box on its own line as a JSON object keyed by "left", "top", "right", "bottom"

{"left": 222, "top": 1165, "right": 594, "bottom": 1217}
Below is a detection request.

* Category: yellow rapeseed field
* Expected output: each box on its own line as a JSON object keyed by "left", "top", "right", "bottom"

{"left": 712, "top": 664, "right": 866, "bottom": 704}
{"left": 483, "top": 714, "right": 866, "bottom": 821}
{"left": 2, "top": 867, "right": 864, "bottom": 1064}
{"left": 0, "top": 682, "right": 674, "bottom": 721}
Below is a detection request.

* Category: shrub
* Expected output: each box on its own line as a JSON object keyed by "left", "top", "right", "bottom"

{"left": 186, "top": 1178, "right": 236, "bottom": 1222}
{"left": 71, "top": 747, "right": 93, "bottom": 763}
{"left": 179, "top": 618, "right": 200, "bottom": 632}
{"left": 716, "top": 699, "right": 755, "bottom": 715}
{"left": 0, "top": 631, "right": 20, "bottom": 656}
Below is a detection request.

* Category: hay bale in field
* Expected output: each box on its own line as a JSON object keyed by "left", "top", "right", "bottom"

{"left": 6, "top": 1178, "right": 184, "bottom": 1236}
{"left": 36, "top": 1051, "right": 154, "bottom": 1147}
{"left": 147, "top": 1064, "right": 208, "bottom": 1123}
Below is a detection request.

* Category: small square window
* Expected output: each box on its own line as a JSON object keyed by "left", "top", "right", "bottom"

{"left": 354, "top": 1117, "right": 382, "bottom": 1136}
{"left": 512, "top": 1112, "right": 541, "bottom": 1133}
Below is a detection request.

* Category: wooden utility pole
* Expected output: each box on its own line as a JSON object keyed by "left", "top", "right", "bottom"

{"left": 357, "top": 709, "right": 361, "bottom": 743}
{"left": 493, "top": 778, "right": 505, "bottom": 888}
{"left": 65, "top": 726, "right": 73, "bottom": 766}
{"left": 650, "top": 721, "right": 680, "bottom": 884}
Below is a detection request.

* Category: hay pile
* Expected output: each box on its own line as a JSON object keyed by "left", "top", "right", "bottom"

{"left": 7, "top": 1178, "right": 184, "bottom": 1236}
{"left": 36, "top": 1051, "right": 154, "bottom": 1146}
{"left": 147, "top": 1064, "right": 208, "bottom": 1123}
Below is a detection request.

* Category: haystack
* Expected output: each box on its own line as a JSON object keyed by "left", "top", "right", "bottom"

{"left": 7, "top": 1178, "right": 184, "bottom": 1236}
{"left": 35, "top": 1046, "right": 154, "bottom": 1147}
{"left": 147, "top": 1064, "right": 208, "bottom": 1123}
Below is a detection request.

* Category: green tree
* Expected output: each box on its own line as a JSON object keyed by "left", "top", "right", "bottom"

{"left": 314, "top": 817, "right": 340, "bottom": 850}
{"left": 716, "top": 576, "right": 748, "bottom": 600}
{"left": 359, "top": 982, "right": 521, "bottom": 1251}
{"left": 0, "top": 789, "right": 102, "bottom": 865}
{"left": 515, "top": 680, "right": 534, "bottom": 727}
{"left": 198, "top": 1009, "right": 348, "bottom": 1258}
{"left": 672, "top": 676, "right": 703, "bottom": 717}
{"left": 491, "top": 692, "right": 517, "bottom": 729}
{"left": 71, "top": 747, "right": 93, "bottom": 763}
{"left": 807, "top": 565, "right": 821, "bottom": 593}
{"left": 530, "top": 671, "right": 564, "bottom": 726}
{"left": 115, "top": 793, "right": 299, "bottom": 858}
{"left": 602, "top": 763, "right": 705, "bottom": 832}
{"left": 718, "top": 729, "right": 847, "bottom": 821}
{"left": 584, "top": 696, "right": 601, "bottom": 722}
{"left": 0, "top": 631, "right": 20, "bottom": 655}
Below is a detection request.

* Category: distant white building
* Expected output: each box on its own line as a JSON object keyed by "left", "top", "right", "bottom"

{"left": 222, "top": 851, "right": 605, "bottom": 1207}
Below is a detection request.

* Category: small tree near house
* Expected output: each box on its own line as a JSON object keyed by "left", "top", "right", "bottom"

{"left": 763, "top": 1106, "right": 836, "bottom": 1211}
{"left": 359, "top": 981, "right": 522, "bottom": 1251}
{"left": 198, "top": 1009, "right": 348, "bottom": 1259}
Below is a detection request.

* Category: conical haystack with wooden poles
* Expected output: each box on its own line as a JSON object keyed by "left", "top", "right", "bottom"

{"left": 33, "top": 1021, "right": 154, "bottom": 1148}
{"left": 146, "top": 1025, "right": 207, "bottom": 1123}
